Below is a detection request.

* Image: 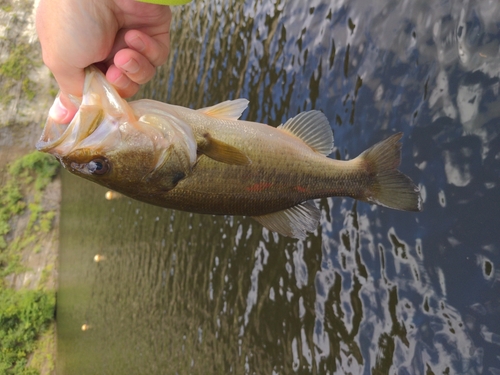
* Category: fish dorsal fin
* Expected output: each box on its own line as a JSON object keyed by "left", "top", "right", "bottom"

{"left": 252, "top": 201, "right": 320, "bottom": 240}
{"left": 198, "top": 133, "right": 251, "bottom": 165}
{"left": 278, "top": 111, "right": 334, "bottom": 156}
{"left": 197, "top": 99, "right": 249, "bottom": 120}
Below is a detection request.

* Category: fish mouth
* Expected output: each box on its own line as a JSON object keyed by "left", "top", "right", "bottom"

{"left": 36, "top": 93, "right": 82, "bottom": 156}
{"left": 36, "top": 66, "right": 130, "bottom": 158}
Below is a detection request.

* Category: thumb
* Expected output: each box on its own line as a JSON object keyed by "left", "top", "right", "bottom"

{"left": 49, "top": 67, "right": 85, "bottom": 123}
{"left": 48, "top": 93, "right": 79, "bottom": 124}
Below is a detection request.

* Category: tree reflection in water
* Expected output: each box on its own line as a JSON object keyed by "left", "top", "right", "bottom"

{"left": 56, "top": 0, "right": 500, "bottom": 374}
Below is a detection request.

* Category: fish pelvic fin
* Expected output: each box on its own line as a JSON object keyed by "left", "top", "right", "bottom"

{"left": 197, "top": 99, "right": 249, "bottom": 120}
{"left": 278, "top": 110, "right": 334, "bottom": 156}
{"left": 359, "top": 133, "right": 422, "bottom": 212}
{"left": 253, "top": 201, "right": 320, "bottom": 240}
{"left": 198, "top": 133, "right": 251, "bottom": 165}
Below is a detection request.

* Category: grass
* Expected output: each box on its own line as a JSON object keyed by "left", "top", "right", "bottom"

{"left": 0, "top": 288, "right": 55, "bottom": 375}
{"left": 0, "top": 181, "right": 25, "bottom": 252}
{"left": 0, "top": 152, "right": 59, "bottom": 259}
{"left": 28, "top": 323, "right": 56, "bottom": 374}
{"left": 1, "top": 1, "right": 59, "bottom": 373}
{"left": 8, "top": 151, "right": 59, "bottom": 201}
{"left": 0, "top": 43, "right": 34, "bottom": 81}
{"left": 0, "top": 151, "right": 59, "bottom": 374}
{"left": 0, "top": 31, "right": 39, "bottom": 107}
{"left": 0, "top": 0, "right": 13, "bottom": 12}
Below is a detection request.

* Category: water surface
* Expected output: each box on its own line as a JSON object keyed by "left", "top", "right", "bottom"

{"left": 57, "top": 0, "right": 500, "bottom": 374}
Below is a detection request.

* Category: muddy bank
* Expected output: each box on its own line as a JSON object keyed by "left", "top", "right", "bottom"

{"left": 0, "top": 147, "right": 59, "bottom": 375}
{"left": 0, "top": 147, "right": 59, "bottom": 291}
{"left": 0, "top": 0, "right": 54, "bottom": 133}
{"left": 1, "top": 0, "right": 59, "bottom": 374}
{"left": 0, "top": 0, "right": 58, "bottom": 291}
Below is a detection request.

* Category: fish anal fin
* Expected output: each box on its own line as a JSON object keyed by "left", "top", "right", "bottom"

{"left": 253, "top": 201, "right": 320, "bottom": 240}
{"left": 197, "top": 99, "right": 249, "bottom": 120}
{"left": 277, "top": 110, "right": 334, "bottom": 156}
{"left": 198, "top": 133, "right": 251, "bottom": 166}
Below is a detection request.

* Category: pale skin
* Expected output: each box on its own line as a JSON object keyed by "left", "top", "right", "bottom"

{"left": 36, "top": 0, "right": 171, "bottom": 123}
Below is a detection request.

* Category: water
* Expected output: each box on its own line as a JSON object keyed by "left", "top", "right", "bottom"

{"left": 56, "top": 0, "right": 500, "bottom": 374}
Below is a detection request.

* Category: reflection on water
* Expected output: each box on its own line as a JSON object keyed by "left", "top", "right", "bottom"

{"left": 57, "top": 0, "right": 500, "bottom": 374}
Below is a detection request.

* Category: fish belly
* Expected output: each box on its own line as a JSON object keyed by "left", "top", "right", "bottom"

{"left": 159, "top": 158, "right": 364, "bottom": 216}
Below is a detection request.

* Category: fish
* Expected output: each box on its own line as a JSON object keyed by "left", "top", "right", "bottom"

{"left": 37, "top": 66, "right": 422, "bottom": 239}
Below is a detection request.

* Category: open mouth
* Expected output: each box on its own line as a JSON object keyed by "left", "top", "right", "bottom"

{"left": 36, "top": 66, "right": 128, "bottom": 158}
{"left": 36, "top": 102, "right": 105, "bottom": 157}
{"left": 36, "top": 93, "right": 81, "bottom": 156}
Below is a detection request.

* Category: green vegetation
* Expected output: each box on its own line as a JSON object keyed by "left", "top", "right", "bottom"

{"left": 1, "top": 2, "right": 59, "bottom": 374}
{"left": 0, "top": 43, "right": 34, "bottom": 81}
{"left": 8, "top": 151, "right": 60, "bottom": 196}
{"left": 27, "top": 324, "right": 55, "bottom": 374}
{"left": 0, "top": 37, "right": 39, "bottom": 106}
{"left": 0, "top": 289, "right": 55, "bottom": 375}
{"left": 0, "top": 151, "right": 59, "bottom": 374}
{"left": 0, "top": 151, "right": 59, "bottom": 265}
{"left": 0, "top": 0, "right": 13, "bottom": 12}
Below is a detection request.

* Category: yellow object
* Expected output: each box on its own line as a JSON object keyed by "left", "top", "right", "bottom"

{"left": 94, "top": 254, "right": 106, "bottom": 262}
{"left": 105, "top": 191, "right": 122, "bottom": 200}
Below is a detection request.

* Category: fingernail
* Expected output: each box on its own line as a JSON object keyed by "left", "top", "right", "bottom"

{"left": 49, "top": 96, "right": 69, "bottom": 123}
{"left": 120, "top": 58, "right": 140, "bottom": 74}
{"left": 128, "top": 35, "right": 146, "bottom": 52}
{"left": 110, "top": 71, "right": 131, "bottom": 89}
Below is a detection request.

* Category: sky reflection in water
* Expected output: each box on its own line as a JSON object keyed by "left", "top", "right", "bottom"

{"left": 57, "top": 0, "right": 500, "bottom": 374}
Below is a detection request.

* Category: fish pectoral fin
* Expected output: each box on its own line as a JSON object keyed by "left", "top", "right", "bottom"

{"left": 252, "top": 201, "right": 320, "bottom": 240}
{"left": 277, "top": 110, "right": 334, "bottom": 156}
{"left": 198, "top": 133, "right": 251, "bottom": 165}
{"left": 197, "top": 99, "right": 249, "bottom": 120}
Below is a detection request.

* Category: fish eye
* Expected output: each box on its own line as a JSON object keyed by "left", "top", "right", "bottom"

{"left": 88, "top": 158, "right": 109, "bottom": 175}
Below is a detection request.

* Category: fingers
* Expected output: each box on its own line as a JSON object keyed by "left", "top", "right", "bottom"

{"left": 115, "top": 48, "right": 156, "bottom": 84}
{"left": 48, "top": 62, "right": 86, "bottom": 98}
{"left": 36, "top": 0, "right": 171, "bottom": 122}
{"left": 106, "top": 64, "right": 140, "bottom": 98}
{"left": 125, "top": 29, "right": 170, "bottom": 68}
{"left": 47, "top": 25, "right": 171, "bottom": 119}
{"left": 43, "top": 62, "right": 84, "bottom": 123}
{"left": 36, "top": 0, "right": 122, "bottom": 122}
{"left": 48, "top": 93, "right": 79, "bottom": 124}
{"left": 36, "top": 1, "right": 85, "bottom": 122}
{"left": 107, "top": 29, "right": 170, "bottom": 98}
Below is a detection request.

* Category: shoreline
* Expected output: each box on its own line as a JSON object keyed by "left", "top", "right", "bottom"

{"left": 0, "top": 0, "right": 59, "bottom": 373}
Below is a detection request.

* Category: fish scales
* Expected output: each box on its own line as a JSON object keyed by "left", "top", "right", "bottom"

{"left": 146, "top": 107, "right": 368, "bottom": 215}
{"left": 37, "top": 66, "right": 421, "bottom": 239}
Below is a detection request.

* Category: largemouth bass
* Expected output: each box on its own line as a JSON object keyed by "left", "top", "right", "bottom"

{"left": 37, "top": 66, "right": 421, "bottom": 239}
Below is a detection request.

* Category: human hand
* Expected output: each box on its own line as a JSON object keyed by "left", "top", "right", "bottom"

{"left": 36, "top": 0, "right": 171, "bottom": 123}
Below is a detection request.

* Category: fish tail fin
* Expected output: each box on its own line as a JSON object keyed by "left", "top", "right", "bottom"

{"left": 358, "top": 133, "right": 422, "bottom": 211}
